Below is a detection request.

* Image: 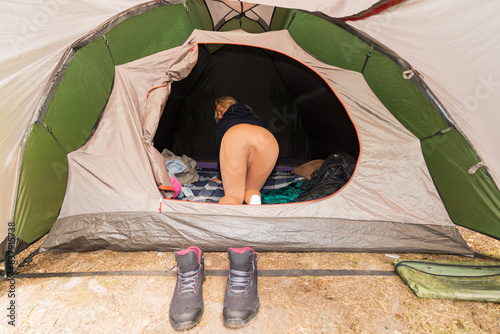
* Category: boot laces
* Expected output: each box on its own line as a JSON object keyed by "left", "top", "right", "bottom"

{"left": 165, "top": 250, "right": 201, "bottom": 294}
{"left": 228, "top": 261, "right": 254, "bottom": 294}
{"left": 178, "top": 265, "right": 201, "bottom": 294}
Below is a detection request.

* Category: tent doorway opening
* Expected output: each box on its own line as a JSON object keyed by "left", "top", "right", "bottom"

{"left": 153, "top": 44, "right": 360, "bottom": 203}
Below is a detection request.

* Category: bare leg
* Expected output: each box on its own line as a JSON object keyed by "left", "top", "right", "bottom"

{"left": 218, "top": 124, "right": 279, "bottom": 205}
{"left": 218, "top": 127, "right": 249, "bottom": 204}
{"left": 244, "top": 129, "right": 279, "bottom": 204}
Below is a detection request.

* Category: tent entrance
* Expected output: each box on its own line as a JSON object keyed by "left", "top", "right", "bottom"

{"left": 153, "top": 44, "right": 360, "bottom": 165}
{"left": 39, "top": 30, "right": 474, "bottom": 255}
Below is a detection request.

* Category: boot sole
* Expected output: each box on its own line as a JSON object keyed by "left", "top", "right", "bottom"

{"left": 170, "top": 308, "right": 204, "bottom": 331}
{"left": 223, "top": 301, "right": 259, "bottom": 328}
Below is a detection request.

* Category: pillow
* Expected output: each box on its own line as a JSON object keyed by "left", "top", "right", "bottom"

{"left": 291, "top": 159, "right": 324, "bottom": 179}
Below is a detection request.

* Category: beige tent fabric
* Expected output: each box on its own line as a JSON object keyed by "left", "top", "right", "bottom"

{"left": 246, "top": 0, "right": 382, "bottom": 18}
{"left": 348, "top": 0, "right": 500, "bottom": 187}
{"left": 205, "top": 1, "right": 276, "bottom": 30}
{"left": 58, "top": 43, "right": 199, "bottom": 218}
{"left": 0, "top": 0, "right": 155, "bottom": 253}
{"left": 143, "top": 45, "right": 199, "bottom": 196}
{"left": 220, "top": 0, "right": 258, "bottom": 13}
{"left": 205, "top": 1, "right": 241, "bottom": 29}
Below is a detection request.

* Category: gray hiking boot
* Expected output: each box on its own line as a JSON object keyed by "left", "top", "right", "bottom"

{"left": 168, "top": 246, "right": 204, "bottom": 330}
{"left": 223, "top": 247, "right": 259, "bottom": 328}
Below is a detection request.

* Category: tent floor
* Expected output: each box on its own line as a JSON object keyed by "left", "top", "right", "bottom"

{"left": 1, "top": 227, "right": 499, "bottom": 332}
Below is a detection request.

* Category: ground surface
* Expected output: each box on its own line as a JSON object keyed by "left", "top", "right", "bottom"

{"left": 1, "top": 226, "right": 499, "bottom": 333}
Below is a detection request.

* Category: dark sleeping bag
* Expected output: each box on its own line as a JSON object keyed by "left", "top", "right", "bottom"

{"left": 293, "top": 152, "right": 356, "bottom": 202}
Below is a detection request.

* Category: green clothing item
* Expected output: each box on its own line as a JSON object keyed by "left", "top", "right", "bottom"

{"left": 261, "top": 181, "right": 304, "bottom": 204}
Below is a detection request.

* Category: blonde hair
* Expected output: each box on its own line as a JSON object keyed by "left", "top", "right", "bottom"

{"left": 215, "top": 96, "right": 238, "bottom": 109}
{"left": 215, "top": 96, "right": 237, "bottom": 124}
{"left": 214, "top": 96, "right": 259, "bottom": 123}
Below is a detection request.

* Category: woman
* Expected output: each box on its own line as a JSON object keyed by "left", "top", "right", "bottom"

{"left": 214, "top": 96, "right": 279, "bottom": 205}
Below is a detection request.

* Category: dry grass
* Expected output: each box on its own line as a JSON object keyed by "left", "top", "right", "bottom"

{"left": 1, "top": 226, "right": 499, "bottom": 333}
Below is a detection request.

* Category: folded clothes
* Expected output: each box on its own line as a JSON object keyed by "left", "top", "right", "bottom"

{"left": 261, "top": 180, "right": 304, "bottom": 204}
{"left": 161, "top": 148, "right": 199, "bottom": 185}
{"left": 166, "top": 159, "right": 187, "bottom": 176}
{"left": 180, "top": 186, "right": 194, "bottom": 198}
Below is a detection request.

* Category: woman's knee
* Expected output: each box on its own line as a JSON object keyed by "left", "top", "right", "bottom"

{"left": 219, "top": 194, "right": 244, "bottom": 205}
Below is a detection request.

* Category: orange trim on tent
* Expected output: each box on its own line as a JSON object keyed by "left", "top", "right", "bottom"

{"left": 147, "top": 84, "right": 168, "bottom": 99}
{"left": 146, "top": 45, "right": 198, "bottom": 99}
{"left": 343, "top": 0, "right": 405, "bottom": 21}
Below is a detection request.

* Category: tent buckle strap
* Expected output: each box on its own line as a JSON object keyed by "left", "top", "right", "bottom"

{"left": 42, "top": 122, "right": 68, "bottom": 154}
{"left": 287, "top": 10, "right": 297, "bottom": 30}
{"left": 361, "top": 47, "right": 373, "bottom": 73}
{"left": 420, "top": 126, "right": 456, "bottom": 141}
{"left": 102, "top": 35, "right": 116, "bottom": 65}
{"left": 468, "top": 161, "right": 485, "bottom": 175}
{"left": 183, "top": 3, "right": 195, "bottom": 29}
{"left": 402, "top": 70, "right": 414, "bottom": 79}
{"left": 4, "top": 248, "right": 40, "bottom": 279}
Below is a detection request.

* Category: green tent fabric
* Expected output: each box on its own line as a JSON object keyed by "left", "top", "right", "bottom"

{"left": 395, "top": 259, "right": 500, "bottom": 303}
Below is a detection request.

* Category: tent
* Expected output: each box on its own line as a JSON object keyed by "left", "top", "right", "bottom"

{"left": 2, "top": 0, "right": 500, "bottom": 259}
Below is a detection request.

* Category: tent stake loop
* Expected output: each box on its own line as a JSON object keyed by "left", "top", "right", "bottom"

{"left": 403, "top": 70, "right": 414, "bottom": 79}
{"left": 468, "top": 162, "right": 485, "bottom": 175}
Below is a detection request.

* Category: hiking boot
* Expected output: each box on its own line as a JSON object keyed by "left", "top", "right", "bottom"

{"left": 168, "top": 246, "right": 204, "bottom": 330}
{"left": 223, "top": 247, "right": 259, "bottom": 328}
